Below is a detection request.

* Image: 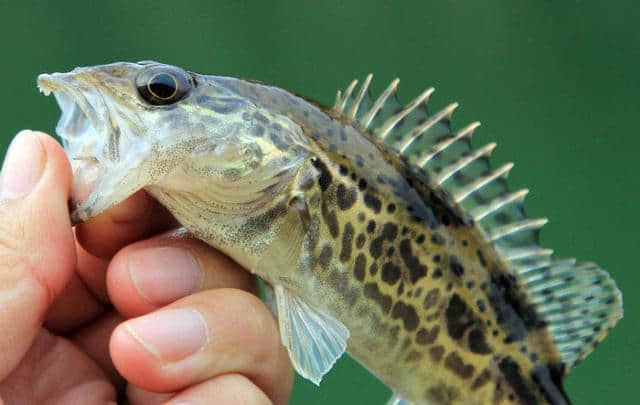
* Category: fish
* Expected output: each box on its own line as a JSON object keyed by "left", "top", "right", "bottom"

{"left": 37, "top": 61, "right": 623, "bottom": 405}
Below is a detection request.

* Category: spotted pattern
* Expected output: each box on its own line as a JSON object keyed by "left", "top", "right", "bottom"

{"left": 214, "top": 77, "right": 570, "bottom": 404}
{"left": 300, "top": 149, "right": 560, "bottom": 403}
{"left": 445, "top": 351, "right": 475, "bottom": 379}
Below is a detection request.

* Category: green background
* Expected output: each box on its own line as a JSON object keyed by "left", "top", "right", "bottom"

{"left": 1, "top": 1, "right": 637, "bottom": 403}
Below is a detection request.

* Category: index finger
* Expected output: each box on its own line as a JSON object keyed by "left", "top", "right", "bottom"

{"left": 75, "top": 189, "right": 178, "bottom": 259}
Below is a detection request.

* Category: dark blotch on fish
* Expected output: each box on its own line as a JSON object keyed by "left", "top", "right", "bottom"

{"left": 321, "top": 202, "right": 340, "bottom": 239}
{"left": 354, "top": 253, "right": 366, "bottom": 281}
{"left": 531, "top": 364, "right": 570, "bottom": 405}
{"left": 487, "top": 274, "right": 547, "bottom": 343}
{"left": 382, "top": 262, "right": 401, "bottom": 285}
{"left": 469, "top": 328, "right": 492, "bottom": 354}
{"left": 340, "top": 222, "right": 354, "bottom": 262}
{"left": 429, "top": 345, "right": 445, "bottom": 362}
{"left": 367, "top": 220, "right": 376, "bottom": 233}
{"left": 337, "top": 183, "right": 357, "bottom": 210}
{"left": 382, "top": 222, "right": 398, "bottom": 241}
{"left": 449, "top": 255, "right": 464, "bottom": 277}
{"left": 416, "top": 325, "right": 440, "bottom": 345}
{"left": 364, "top": 282, "right": 392, "bottom": 313}
{"left": 318, "top": 245, "right": 332, "bottom": 269}
{"left": 328, "top": 270, "right": 357, "bottom": 306}
{"left": 391, "top": 301, "right": 419, "bottom": 331}
{"left": 476, "top": 249, "right": 487, "bottom": 267}
{"left": 498, "top": 357, "right": 537, "bottom": 405}
{"left": 399, "top": 239, "right": 428, "bottom": 282}
{"left": 269, "top": 132, "right": 289, "bottom": 151}
{"left": 471, "top": 369, "right": 491, "bottom": 390}
{"left": 311, "top": 158, "right": 332, "bottom": 191}
{"left": 370, "top": 236, "right": 384, "bottom": 259}
{"left": 445, "top": 294, "right": 475, "bottom": 340}
{"left": 252, "top": 111, "right": 269, "bottom": 124}
{"left": 364, "top": 193, "right": 382, "bottom": 213}
{"left": 423, "top": 288, "right": 440, "bottom": 310}
{"left": 427, "top": 385, "right": 460, "bottom": 405}
{"left": 444, "top": 352, "right": 475, "bottom": 379}
{"left": 431, "top": 233, "right": 445, "bottom": 245}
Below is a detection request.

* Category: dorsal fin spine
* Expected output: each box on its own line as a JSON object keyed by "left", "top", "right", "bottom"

{"left": 517, "top": 261, "right": 554, "bottom": 275}
{"left": 416, "top": 121, "right": 480, "bottom": 167}
{"left": 454, "top": 162, "right": 515, "bottom": 204}
{"left": 518, "top": 258, "right": 573, "bottom": 278}
{"left": 360, "top": 78, "right": 400, "bottom": 129}
{"left": 347, "top": 73, "right": 373, "bottom": 120}
{"left": 469, "top": 185, "right": 525, "bottom": 220}
{"left": 376, "top": 87, "right": 434, "bottom": 141}
{"left": 502, "top": 246, "right": 553, "bottom": 261}
{"left": 396, "top": 103, "right": 459, "bottom": 153}
{"left": 433, "top": 142, "right": 496, "bottom": 185}
{"left": 338, "top": 79, "right": 359, "bottom": 112}
{"left": 489, "top": 218, "right": 548, "bottom": 241}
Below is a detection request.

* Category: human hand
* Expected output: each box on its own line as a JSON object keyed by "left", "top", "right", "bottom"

{"left": 0, "top": 130, "right": 293, "bottom": 404}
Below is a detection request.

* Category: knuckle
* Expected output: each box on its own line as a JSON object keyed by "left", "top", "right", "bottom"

{"left": 217, "top": 374, "right": 272, "bottom": 405}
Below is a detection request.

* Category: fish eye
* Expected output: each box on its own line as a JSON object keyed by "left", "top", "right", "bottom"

{"left": 136, "top": 66, "right": 191, "bottom": 105}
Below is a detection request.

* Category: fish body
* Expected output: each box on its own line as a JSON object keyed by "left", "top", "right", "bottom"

{"left": 37, "top": 62, "right": 623, "bottom": 405}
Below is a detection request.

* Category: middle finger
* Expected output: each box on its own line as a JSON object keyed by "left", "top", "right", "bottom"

{"left": 110, "top": 289, "right": 293, "bottom": 404}
{"left": 107, "top": 228, "right": 256, "bottom": 318}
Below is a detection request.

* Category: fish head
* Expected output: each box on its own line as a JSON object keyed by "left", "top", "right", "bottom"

{"left": 37, "top": 61, "right": 306, "bottom": 224}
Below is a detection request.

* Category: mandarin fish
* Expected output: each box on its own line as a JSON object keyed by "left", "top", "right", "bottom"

{"left": 37, "top": 62, "right": 622, "bottom": 404}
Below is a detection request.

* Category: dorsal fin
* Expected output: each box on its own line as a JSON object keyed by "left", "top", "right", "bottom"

{"left": 332, "top": 75, "right": 623, "bottom": 372}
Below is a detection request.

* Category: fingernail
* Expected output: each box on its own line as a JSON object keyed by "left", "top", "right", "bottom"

{"left": 0, "top": 130, "right": 45, "bottom": 200}
{"left": 128, "top": 247, "right": 201, "bottom": 305}
{"left": 126, "top": 308, "right": 209, "bottom": 362}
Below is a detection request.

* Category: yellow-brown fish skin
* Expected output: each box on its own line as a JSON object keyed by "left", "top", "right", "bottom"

{"left": 200, "top": 77, "right": 569, "bottom": 405}
{"left": 38, "top": 62, "right": 621, "bottom": 405}
{"left": 283, "top": 148, "right": 565, "bottom": 405}
{"left": 144, "top": 88, "right": 566, "bottom": 404}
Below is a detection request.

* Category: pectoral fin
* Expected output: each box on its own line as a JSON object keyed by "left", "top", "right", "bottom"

{"left": 386, "top": 392, "right": 414, "bottom": 405}
{"left": 274, "top": 285, "right": 350, "bottom": 385}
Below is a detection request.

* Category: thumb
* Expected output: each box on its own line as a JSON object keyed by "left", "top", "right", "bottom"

{"left": 0, "top": 130, "right": 76, "bottom": 380}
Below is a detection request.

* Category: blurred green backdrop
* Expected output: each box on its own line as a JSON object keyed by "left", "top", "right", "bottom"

{"left": 1, "top": 1, "right": 638, "bottom": 403}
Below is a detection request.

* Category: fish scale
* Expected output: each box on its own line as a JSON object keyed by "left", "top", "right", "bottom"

{"left": 296, "top": 144, "right": 558, "bottom": 404}
{"left": 37, "top": 62, "right": 622, "bottom": 405}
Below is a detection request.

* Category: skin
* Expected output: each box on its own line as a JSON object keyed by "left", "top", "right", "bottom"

{"left": 0, "top": 130, "right": 293, "bottom": 404}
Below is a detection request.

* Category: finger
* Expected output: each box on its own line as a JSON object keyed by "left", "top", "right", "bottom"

{"left": 75, "top": 189, "right": 178, "bottom": 260}
{"left": 71, "top": 312, "right": 125, "bottom": 391}
{"left": 166, "top": 374, "right": 271, "bottom": 405}
{"left": 107, "top": 229, "right": 256, "bottom": 318}
{"left": 126, "top": 384, "right": 173, "bottom": 405}
{"left": 0, "top": 131, "right": 76, "bottom": 379}
{"left": 0, "top": 329, "right": 116, "bottom": 404}
{"left": 44, "top": 238, "right": 111, "bottom": 333}
{"left": 110, "top": 289, "right": 293, "bottom": 404}
{"left": 44, "top": 273, "right": 105, "bottom": 333}
{"left": 75, "top": 235, "right": 111, "bottom": 304}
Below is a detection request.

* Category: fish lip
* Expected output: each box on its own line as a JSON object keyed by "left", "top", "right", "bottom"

{"left": 38, "top": 72, "right": 113, "bottom": 221}
{"left": 37, "top": 73, "right": 108, "bottom": 154}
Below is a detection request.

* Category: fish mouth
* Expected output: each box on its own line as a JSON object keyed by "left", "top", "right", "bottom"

{"left": 38, "top": 72, "right": 119, "bottom": 223}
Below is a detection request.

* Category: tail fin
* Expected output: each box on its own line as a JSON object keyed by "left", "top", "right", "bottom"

{"left": 521, "top": 259, "right": 623, "bottom": 370}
